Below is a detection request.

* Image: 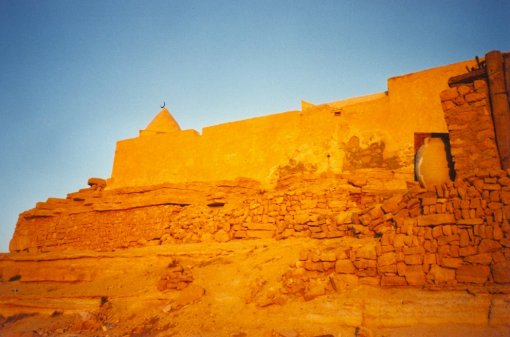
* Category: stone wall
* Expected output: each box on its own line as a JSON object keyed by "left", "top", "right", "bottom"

{"left": 279, "top": 170, "right": 510, "bottom": 301}
{"left": 10, "top": 169, "right": 408, "bottom": 252}
{"left": 441, "top": 79, "right": 501, "bottom": 178}
{"left": 10, "top": 166, "right": 510, "bottom": 291}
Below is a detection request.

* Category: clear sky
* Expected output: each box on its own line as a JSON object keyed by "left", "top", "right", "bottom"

{"left": 0, "top": 0, "right": 508, "bottom": 252}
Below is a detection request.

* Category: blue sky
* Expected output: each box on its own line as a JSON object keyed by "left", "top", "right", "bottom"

{"left": 0, "top": 0, "right": 508, "bottom": 252}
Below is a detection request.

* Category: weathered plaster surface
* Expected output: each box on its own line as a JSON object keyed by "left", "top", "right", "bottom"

{"left": 108, "top": 60, "right": 476, "bottom": 189}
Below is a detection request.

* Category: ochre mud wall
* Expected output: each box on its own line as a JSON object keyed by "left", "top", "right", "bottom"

{"left": 109, "top": 60, "right": 475, "bottom": 189}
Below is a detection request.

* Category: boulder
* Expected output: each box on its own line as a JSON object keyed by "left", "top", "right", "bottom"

{"left": 87, "top": 177, "right": 107, "bottom": 189}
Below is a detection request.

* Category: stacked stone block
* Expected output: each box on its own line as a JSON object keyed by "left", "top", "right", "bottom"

{"left": 157, "top": 258, "right": 193, "bottom": 291}
{"left": 441, "top": 80, "right": 501, "bottom": 178}
{"left": 278, "top": 169, "right": 510, "bottom": 300}
{"left": 11, "top": 169, "right": 510, "bottom": 285}
{"left": 13, "top": 170, "right": 407, "bottom": 252}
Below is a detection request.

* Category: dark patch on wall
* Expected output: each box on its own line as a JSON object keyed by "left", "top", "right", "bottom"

{"left": 342, "top": 136, "right": 403, "bottom": 171}
{"left": 277, "top": 159, "right": 318, "bottom": 177}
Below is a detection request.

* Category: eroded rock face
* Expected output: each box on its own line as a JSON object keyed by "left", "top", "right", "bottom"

{"left": 87, "top": 177, "right": 106, "bottom": 190}
{"left": 0, "top": 238, "right": 509, "bottom": 337}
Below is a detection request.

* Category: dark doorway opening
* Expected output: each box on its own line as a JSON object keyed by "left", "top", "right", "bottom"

{"left": 414, "top": 132, "right": 455, "bottom": 182}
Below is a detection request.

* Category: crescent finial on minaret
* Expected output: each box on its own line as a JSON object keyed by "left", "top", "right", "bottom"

{"left": 161, "top": 101, "right": 166, "bottom": 109}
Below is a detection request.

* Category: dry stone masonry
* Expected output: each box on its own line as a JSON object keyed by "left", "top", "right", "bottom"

{"left": 441, "top": 80, "right": 501, "bottom": 177}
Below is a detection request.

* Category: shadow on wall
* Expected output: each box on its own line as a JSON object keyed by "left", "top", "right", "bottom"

{"left": 342, "top": 136, "right": 404, "bottom": 171}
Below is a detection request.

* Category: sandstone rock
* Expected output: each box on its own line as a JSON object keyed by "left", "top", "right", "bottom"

{"left": 440, "top": 87, "right": 459, "bottom": 101}
{"left": 489, "top": 297, "right": 510, "bottom": 325}
{"left": 354, "top": 259, "right": 377, "bottom": 269}
{"left": 214, "top": 230, "right": 230, "bottom": 242}
{"left": 403, "top": 246, "right": 425, "bottom": 255}
{"left": 356, "top": 277, "right": 378, "bottom": 287}
{"left": 456, "top": 264, "right": 490, "bottom": 284}
{"left": 348, "top": 177, "right": 367, "bottom": 187}
{"left": 432, "top": 226, "right": 443, "bottom": 238}
{"left": 294, "top": 212, "right": 311, "bottom": 224}
{"left": 320, "top": 251, "right": 337, "bottom": 262}
{"left": 381, "top": 275, "right": 407, "bottom": 286}
{"left": 277, "top": 330, "right": 299, "bottom": 337}
{"left": 502, "top": 191, "right": 510, "bottom": 204}
{"left": 473, "top": 79, "right": 487, "bottom": 91}
{"left": 440, "top": 257, "right": 463, "bottom": 269}
{"left": 483, "top": 184, "right": 501, "bottom": 191}
{"left": 173, "top": 284, "right": 205, "bottom": 308}
{"left": 334, "top": 212, "right": 351, "bottom": 224}
{"left": 404, "top": 254, "right": 423, "bottom": 265}
{"left": 423, "top": 253, "right": 436, "bottom": 265}
{"left": 74, "top": 311, "right": 101, "bottom": 331}
{"left": 381, "top": 195, "right": 403, "bottom": 214}
{"left": 492, "top": 261, "right": 510, "bottom": 283}
{"left": 330, "top": 273, "right": 359, "bottom": 290}
{"left": 493, "top": 225, "right": 504, "bottom": 240}
{"left": 335, "top": 260, "right": 356, "bottom": 274}
{"left": 429, "top": 265, "right": 456, "bottom": 284}
{"left": 465, "top": 92, "right": 486, "bottom": 103}
{"left": 465, "top": 253, "right": 492, "bottom": 265}
{"left": 393, "top": 234, "right": 406, "bottom": 248}
{"left": 87, "top": 177, "right": 107, "bottom": 189}
{"left": 378, "top": 252, "right": 396, "bottom": 267}
{"left": 304, "top": 279, "right": 326, "bottom": 301}
{"left": 246, "top": 230, "right": 274, "bottom": 239}
{"left": 379, "top": 264, "right": 397, "bottom": 273}
{"left": 355, "top": 243, "right": 377, "bottom": 260}
{"left": 441, "top": 100, "right": 456, "bottom": 111}
{"left": 421, "top": 197, "right": 437, "bottom": 206}
{"left": 397, "top": 262, "right": 406, "bottom": 276}
{"left": 405, "top": 265, "right": 426, "bottom": 286}
{"left": 479, "top": 239, "right": 502, "bottom": 253}
{"left": 417, "top": 214, "right": 455, "bottom": 226}
{"left": 459, "top": 230, "right": 470, "bottom": 247}
{"left": 234, "top": 230, "right": 248, "bottom": 238}
{"left": 459, "top": 246, "right": 477, "bottom": 257}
